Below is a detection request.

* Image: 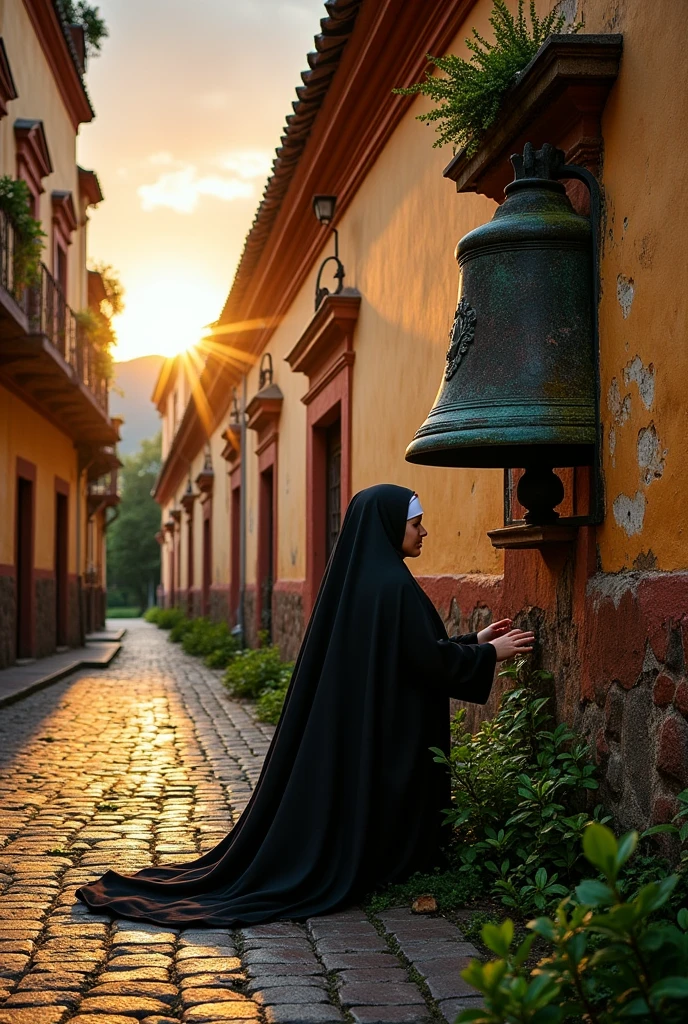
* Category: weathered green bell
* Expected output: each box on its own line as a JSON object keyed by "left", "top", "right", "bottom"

{"left": 406, "top": 143, "right": 596, "bottom": 477}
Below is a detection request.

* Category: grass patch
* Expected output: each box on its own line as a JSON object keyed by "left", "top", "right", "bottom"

{"left": 106, "top": 607, "right": 142, "bottom": 618}
{"left": 365, "top": 867, "right": 479, "bottom": 914}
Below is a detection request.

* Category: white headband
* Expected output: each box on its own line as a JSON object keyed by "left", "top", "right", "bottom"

{"left": 407, "top": 494, "right": 424, "bottom": 520}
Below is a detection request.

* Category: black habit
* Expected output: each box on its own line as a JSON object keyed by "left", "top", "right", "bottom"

{"left": 76, "top": 483, "right": 496, "bottom": 926}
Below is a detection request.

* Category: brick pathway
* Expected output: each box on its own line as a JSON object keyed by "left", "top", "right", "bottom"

{"left": 0, "top": 620, "right": 482, "bottom": 1024}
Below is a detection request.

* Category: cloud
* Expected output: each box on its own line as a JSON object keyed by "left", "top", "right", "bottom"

{"left": 219, "top": 150, "right": 272, "bottom": 180}
{"left": 138, "top": 164, "right": 254, "bottom": 214}
{"left": 147, "top": 151, "right": 184, "bottom": 168}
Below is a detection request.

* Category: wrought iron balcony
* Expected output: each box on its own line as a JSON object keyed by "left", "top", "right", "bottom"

{"left": 0, "top": 203, "right": 109, "bottom": 415}
{"left": 87, "top": 467, "right": 120, "bottom": 515}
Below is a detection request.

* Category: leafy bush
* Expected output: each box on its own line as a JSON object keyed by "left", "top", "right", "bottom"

{"left": 459, "top": 823, "right": 688, "bottom": 1024}
{"left": 204, "top": 633, "right": 240, "bottom": 669}
{"left": 223, "top": 646, "right": 293, "bottom": 700}
{"left": 181, "top": 618, "right": 233, "bottom": 658}
{"left": 154, "top": 607, "right": 186, "bottom": 630}
{"left": 255, "top": 681, "right": 291, "bottom": 724}
{"left": 143, "top": 606, "right": 161, "bottom": 624}
{"left": 169, "top": 616, "right": 192, "bottom": 643}
{"left": 433, "top": 661, "right": 608, "bottom": 915}
{"left": 395, "top": 0, "right": 581, "bottom": 155}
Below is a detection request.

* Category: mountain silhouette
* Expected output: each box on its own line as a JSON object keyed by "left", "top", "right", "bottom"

{"left": 110, "top": 355, "right": 165, "bottom": 455}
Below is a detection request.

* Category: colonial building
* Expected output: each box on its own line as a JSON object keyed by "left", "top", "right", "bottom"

{"left": 0, "top": 0, "right": 120, "bottom": 667}
{"left": 154, "top": 0, "right": 688, "bottom": 829}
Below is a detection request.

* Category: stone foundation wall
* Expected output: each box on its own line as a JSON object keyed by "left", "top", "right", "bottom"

{"left": 68, "top": 579, "right": 81, "bottom": 647}
{"left": 35, "top": 576, "right": 56, "bottom": 658}
{"left": 272, "top": 586, "right": 305, "bottom": 662}
{"left": 0, "top": 575, "right": 15, "bottom": 669}
{"left": 189, "top": 589, "right": 202, "bottom": 619}
{"left": 244, "top": 586, "right": 257, "bottom": 650}
{"left": 421, "top": 557, "right": 688, "bottom": 833}
{"left": 209, "top": 587, "right": 230, "bottom": 625}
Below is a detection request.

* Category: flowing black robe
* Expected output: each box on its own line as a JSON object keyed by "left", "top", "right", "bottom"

{"left": 76, "top": 483, "right": 496, "bottom": 926}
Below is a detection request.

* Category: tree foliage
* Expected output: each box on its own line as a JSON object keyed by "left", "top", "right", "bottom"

{"left": 60, "top": 0, "right": 108, "bottom": 57}
{"left": 395, "top": 0, "right": 581, "bottom": 155}
{"left": 106, "top": 434, "right": 161, "bottom": 612}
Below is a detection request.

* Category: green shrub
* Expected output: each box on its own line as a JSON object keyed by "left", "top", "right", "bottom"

{"left": 433, "top": 660, "right": 609, "bottom": 915}
{"left": 169, "top": 616, "right": 192, "bottom": 643}
{"left": 255, "top": 681, "right": 291, "bottom": 724}
{"left": 181, "top": 618, "right": 231, "bottom": 657}
{"left": 154, "top": 607, "right": 186, "bottom": 630}
{"left": 223, "top": 646, "right": 293, "bottom": 700}
{"left": 143, "top": 606, "right": 161, "bottom": 624}
{"left": 394, "top": 0, "right": 581, "bottom": 155}
{"left": 205, "top": 634, "right": 240, "bottom": 669}
{"left": 459, "top": 823, "right": 688, "bottom": 1024}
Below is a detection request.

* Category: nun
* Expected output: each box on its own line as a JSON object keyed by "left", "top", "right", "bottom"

{"left": 76, "top": 483, "right": 534, "bottom": 926}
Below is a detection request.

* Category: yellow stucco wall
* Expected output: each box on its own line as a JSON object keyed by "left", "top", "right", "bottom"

{"left": 0, "top": 384, "right": 80, "bottom": 572}
{"left": 0, "top": 0, "right": 88, "bottom": 312}
{"left": 577, "top": 0, "right": 688, "bottom": 571}
{"left": 160, "top": 0, "right": 688, "bottom": 597}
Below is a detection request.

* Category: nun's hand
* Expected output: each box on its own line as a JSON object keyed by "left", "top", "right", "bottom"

{"left": 477, "top": 618, "right": 512, "bottom": 644}
{"left": 489, "top": 629, "right": 535, "bottom": 663}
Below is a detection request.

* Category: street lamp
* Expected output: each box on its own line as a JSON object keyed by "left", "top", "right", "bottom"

{"left": 313, "top": 193, "right": 345, "bottom": 311}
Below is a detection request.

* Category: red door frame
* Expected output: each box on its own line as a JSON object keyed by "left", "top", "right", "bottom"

{"left": 186, "top": 508, "right": 194, "bottom": 617}
{"left": 202, "top": 498, "right": 212, "bottom": 617}
{"left": 256, "top": 440, "right": 278, "bottom": 639}
{"left": 304, "top": 371, "right": 351, "bottom": 615}
{"left": 16, "top": 457, "right": 36, "bottom": 659}
{"left": 230, "top": 464, "right": 241, "bottom": 627}
{"left": 167, "top": 535, "right": 175, "bottom": 608}
{"left": 55, "top": 476, "right": 69, "bottom": 647}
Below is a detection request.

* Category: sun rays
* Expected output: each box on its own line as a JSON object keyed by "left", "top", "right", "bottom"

{"left": 174, "top": 316, "right": 282, "bottom": 436}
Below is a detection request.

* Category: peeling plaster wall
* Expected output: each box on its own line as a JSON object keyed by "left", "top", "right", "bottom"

{"left": 583, "top": 0, "right": 688, "bottom": 570}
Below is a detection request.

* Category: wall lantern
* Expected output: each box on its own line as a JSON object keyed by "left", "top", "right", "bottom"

{"left": 313, "top": 193, "right": 345, "bottom": 311}
{"left": 259, "top": 352, "right": 274, "bottom": 390}
{"left": 406, "top": 142, "right": 602, "bottom": 533}
{"left": 230, "top": 386, "right": 242, "bottom": 426}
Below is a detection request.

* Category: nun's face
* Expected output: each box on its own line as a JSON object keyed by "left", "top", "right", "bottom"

{"left": 401, "top": 515, "right": 428, "bottom": 558}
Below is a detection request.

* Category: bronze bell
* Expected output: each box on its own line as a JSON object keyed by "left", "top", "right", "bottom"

{"left": 406, "top": 143, "right": 597, "bottom": 523}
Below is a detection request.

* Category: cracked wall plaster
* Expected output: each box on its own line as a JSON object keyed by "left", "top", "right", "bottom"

{"left": 608, "top": 377, "right": 631, "bottom": 424}
{"left": 623, "top": 355, "right": 655, "bottom": 410}
{"left": 617, "top": 274, "right": 635, "bottom": 319}
{"left": 613, "top": 490, "right": 646, "bottom": 536}
{"left": 637, "top": 423, "right": 667, "bottom": 485}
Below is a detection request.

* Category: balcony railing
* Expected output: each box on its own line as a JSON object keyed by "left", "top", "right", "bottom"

{"left": 0, "top": 207, "right": 109, "bottom": 414}
{"left": 88, "top": 467, "right": 119, "bottom": 499}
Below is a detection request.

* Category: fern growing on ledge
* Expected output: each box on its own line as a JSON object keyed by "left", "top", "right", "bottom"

{"left": 394, "top": 0, "right": 582, "bottom": 155}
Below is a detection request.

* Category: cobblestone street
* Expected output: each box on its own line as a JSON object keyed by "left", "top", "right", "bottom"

{"left": 0, "top": 622, "right": 481, "bottom": 1024}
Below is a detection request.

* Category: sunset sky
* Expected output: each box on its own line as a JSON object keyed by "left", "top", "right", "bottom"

{"left": 77, "top": 0, "right": 327, "bottom": 363}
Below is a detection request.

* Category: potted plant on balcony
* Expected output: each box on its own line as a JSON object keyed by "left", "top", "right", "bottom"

{"left": 0, "top": 176, "right": 44, "bottom": 293}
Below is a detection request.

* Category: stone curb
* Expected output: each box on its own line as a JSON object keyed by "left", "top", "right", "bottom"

{"left": 0, "top": 643, "right": 122, "bottom": 710}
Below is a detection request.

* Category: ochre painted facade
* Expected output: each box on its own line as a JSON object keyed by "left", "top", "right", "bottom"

{"left": 155, "top": 0, "right": 688, "bottom": 828}
{"left": 0, "top": 0, "right": 119, "bottom": 665}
